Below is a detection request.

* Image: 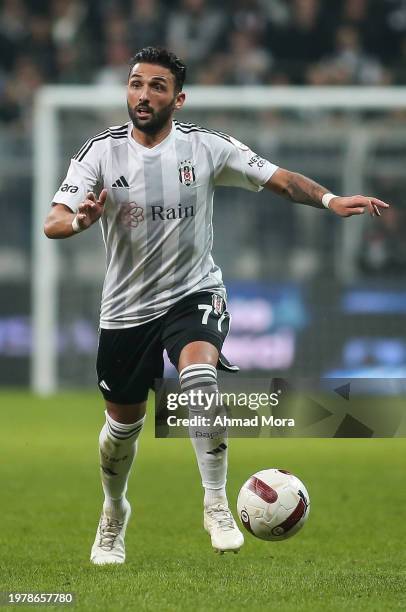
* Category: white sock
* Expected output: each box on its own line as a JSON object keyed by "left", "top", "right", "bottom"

{"left": 99, "top": 411, "right": 145, "bottom": 514}
{"left": 204, "top": 487, "right": 227, "bottom": 507}
{"left": 179, "top": 364, "right": 228, "bottom": 505}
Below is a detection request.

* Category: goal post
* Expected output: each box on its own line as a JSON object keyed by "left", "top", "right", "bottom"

{"left": 32, "top": 86, "right": 406, "bottom": 395}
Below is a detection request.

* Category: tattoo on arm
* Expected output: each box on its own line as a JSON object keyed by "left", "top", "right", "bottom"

{"left": 284, "top": 173, "right": 328, "bottom": 209}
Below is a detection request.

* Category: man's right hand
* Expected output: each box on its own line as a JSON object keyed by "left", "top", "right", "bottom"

{"left": 75, "top": 189, "right": 108, "bottom": 230}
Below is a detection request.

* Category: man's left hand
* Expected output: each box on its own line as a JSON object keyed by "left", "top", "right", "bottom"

{"left": 329, "top": 195, "right": 390, "bottom": 218}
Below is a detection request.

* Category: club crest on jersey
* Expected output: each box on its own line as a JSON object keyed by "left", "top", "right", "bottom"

{"left": 178, "top": 160, "right": 196, "bottom": 186}
{"left": 212, "top": 294, "right": 225, "bottom": 316}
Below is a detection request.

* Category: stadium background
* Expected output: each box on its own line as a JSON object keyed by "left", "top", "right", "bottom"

{"left": 1, "top": 3, "right": 406, "bottom": 610}
{"left": 1, "top": 0, "right": 406, "bottom": 389}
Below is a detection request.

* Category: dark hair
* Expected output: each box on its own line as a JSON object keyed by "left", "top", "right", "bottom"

{"left": 128, "top": 47, "right": 186, "bottom": 92}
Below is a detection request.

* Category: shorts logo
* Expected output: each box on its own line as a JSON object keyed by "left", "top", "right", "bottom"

{"left": 178, "top": 160, "right": 196, "bottom": 186}
{"left": 212, "top": 294, "right": 225, "bottom": 316}
{"left": 119, "top": 203, "right": 144, "bottom": 228}
{"left": 99, "top": 379, "right": 111, "bottom": 391}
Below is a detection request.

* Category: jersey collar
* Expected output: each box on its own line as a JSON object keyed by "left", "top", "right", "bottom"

{"left": 128, "top": 121, "right": 175, "bottom": 154}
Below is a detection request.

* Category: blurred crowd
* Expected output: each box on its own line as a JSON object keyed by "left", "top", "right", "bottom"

{"left": 0, "top": 0, "right": 405, "bottom": 124}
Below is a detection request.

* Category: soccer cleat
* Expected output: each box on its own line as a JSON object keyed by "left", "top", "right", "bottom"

{"left": 90, "top": 498, "right": 131, "bottom": 565}
{"left": 204, "top": 503, "right": 244, "bottom": 553}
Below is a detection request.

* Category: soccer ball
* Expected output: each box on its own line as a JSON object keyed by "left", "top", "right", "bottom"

{"left": 237, "top": 468, "right": 310, "bottom": 541}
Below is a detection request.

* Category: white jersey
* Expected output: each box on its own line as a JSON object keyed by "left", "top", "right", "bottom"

{"left": 53, "top": 120, "right": 278, "bottom": 328}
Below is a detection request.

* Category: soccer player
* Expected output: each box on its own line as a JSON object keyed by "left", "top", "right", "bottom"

{"left": 44, "top": 47, "right": 389, "bottom": 564}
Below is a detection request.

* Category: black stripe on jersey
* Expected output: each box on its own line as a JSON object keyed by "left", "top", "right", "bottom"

{"left": 174, "top": 119, "right": 231, "bottom": 139}
{"left": 174, "top": 121, "right": 231, "bottom": 144}
{"left": 75, "top": 132, "right": 127, "bottom": 162}
{"left": 73, "top": 125, "right": 128, "bottom": 159}
{"left": 74, "top": 125, "right": 128, "bottom": 162}
{"left": 73, "top": 129, "right": 127, "bottom": 161}
{"left": 74, "top": 127, "right": 128, "bottom": 162}
{"left": 175, "top": 126, "right": 231, "bottom": 145}
{"left": 75, "top": 131, "right": 127, "bottom": 162}
{"left": 175, "top": 120, "right": 231, "bottom": 141}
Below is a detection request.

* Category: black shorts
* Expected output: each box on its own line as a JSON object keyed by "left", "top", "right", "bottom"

{"left": 96, "top": 291, "right": 235, "bottom": 404}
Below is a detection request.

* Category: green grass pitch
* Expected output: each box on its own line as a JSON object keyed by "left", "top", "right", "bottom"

{"left": 1, "top": 391, "right": 406, "bottom": 611}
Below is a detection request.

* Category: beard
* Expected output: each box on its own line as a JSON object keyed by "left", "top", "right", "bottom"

{"left": 127, "top": 97, "right": 176, "bottom": 135}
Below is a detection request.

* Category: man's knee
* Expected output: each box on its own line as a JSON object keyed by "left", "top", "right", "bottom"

{"left": 105, "top": 400, "right": 147, "bottom": 424}
{"left": 178, "top": 341, "right": 219, "bottom": 372}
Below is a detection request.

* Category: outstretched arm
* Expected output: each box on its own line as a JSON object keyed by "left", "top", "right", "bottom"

{"left": 44, "top": 189, "right": 107, "bottom": 238}
{"left": 265, "top": 168, "right": 389, "bottom": 217}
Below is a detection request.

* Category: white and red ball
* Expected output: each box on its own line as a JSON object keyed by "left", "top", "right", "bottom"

{"left": 237, "top": 468, "right": 310, "bottom": 541}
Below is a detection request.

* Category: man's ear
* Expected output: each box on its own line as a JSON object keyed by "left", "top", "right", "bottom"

{"left": 174, "top": 92, "right": 186, "bottom": 110}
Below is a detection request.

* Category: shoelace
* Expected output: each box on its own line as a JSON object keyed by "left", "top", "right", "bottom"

{"left": 98, "top": 517, "right": 124, "bottom": 551}
{"left": 206, "top": 505, "right": 235, "bottom": 531}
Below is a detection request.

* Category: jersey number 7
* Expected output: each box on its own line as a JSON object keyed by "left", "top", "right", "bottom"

{"left": 198, "top": 304, "right": 226, "bottom": 332}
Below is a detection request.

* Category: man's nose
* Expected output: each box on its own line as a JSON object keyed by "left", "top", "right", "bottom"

{"left": 138, "top": 86, "right": 150, "bottom": 102}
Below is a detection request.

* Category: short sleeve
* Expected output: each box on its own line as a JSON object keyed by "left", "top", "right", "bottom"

{"left": 52, "top": 156, "right": 100, "bottom": 213}
{"left": 214, "top": 136, "right": 278, "bottom": 192}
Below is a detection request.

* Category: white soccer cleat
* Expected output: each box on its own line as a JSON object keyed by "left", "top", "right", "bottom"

{"left": 90, "top": 498, "right": 131, "bottom": 565}
{"left": 204, "top": 503, "right": 244, "bottom": 553}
